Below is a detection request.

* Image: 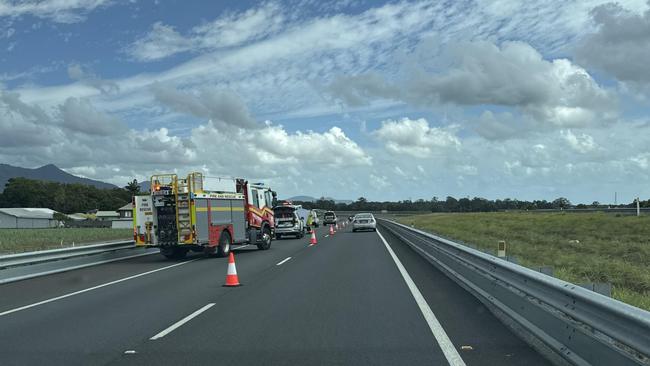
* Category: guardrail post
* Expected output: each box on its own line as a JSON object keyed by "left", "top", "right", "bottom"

{"left": 579, "top": 282, "right": 613, "bottom": 297}
{"left": 538, "top": 266, "right": 554, "bottom": 276}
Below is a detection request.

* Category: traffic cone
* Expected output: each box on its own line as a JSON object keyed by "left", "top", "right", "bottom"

{"left": 223, "top": 252, "right": 241, "bottom": 287}
{"left": 329, "top": 224, "right": 335, "bottom": 235}
{"left": 310, "top": 230, "right": 317, "bottom": 245}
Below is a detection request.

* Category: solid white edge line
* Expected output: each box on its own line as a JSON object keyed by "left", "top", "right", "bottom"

{"left": 276, "top": 257, "right": 292, "bottom": 266}
{"left": 376, "top": 229, "right": 466, "bottom": 366}
{"left": 0, "top": 258, "right": 201, "bottom": 317}
{"left": 150, "top": 303, "right": 215, "bottom": 340}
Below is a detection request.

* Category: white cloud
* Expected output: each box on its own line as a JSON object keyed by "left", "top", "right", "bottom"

{"left": 0, "top": 91, "right": 59, "bottom": 147}
{"left": 1, "top": 90, "right": 371, "bottom": 194}
{"left": 455, "top": 165, "right": 478, "bottom": 176}
{"left": 329, "top": 41, "right": 616, "bottom": 129}
{"left": 374, "top": 118, "right": 460, "bottom": 158}
{"left": 3, "top": 0, "right": 650, "bottom": 203}
{"left": 393, "top": 166, "right": 406, "bottom": 177}
{"left": 151, "top": 83, "right": 259, "bottom": 129}
{"left": 126, "top": 2, "right": 285, "bottom": 61}
{"left": 560, "top": 129, "right": 597, "bottom": 153}
{"left": 14, "top": 0, "right": 633, "bottom": 123}
{"left": 67, "top": 64, "right": 119, "bottom": 94}
{"left": 190, "top": 121, "right": 372, "bottom": 171}
{"left": 630, "top": 153, "right": 650, "bottom": 170}
{"left": 59, "top": 97, "right": 126, "bottom": 136}
{"left": 473, "top": 111, "right": 531, "bottom": 140}
{"left": 126, "top": 22, "right": 193, "bottom": 62}
{"left": 369, "top": 174, "right": 390, "bottom": 190}
{"left": 576, "top": 2, "right": 650, "bottom": 87}
{"left": 0, "top": 0, "right": 110, "bottom": 23}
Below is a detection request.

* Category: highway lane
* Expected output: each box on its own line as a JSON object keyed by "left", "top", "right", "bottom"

{"left": 0, "top": 227, "right": 322, "bottom": 366}
{"left": 0, "top": 222, "right": 550, "bottom": 365}
{"left": 377, "top": 223, "right": 550, "bottom": 366}
{"left": 113, "top": 222, "right": 550, "bottom": 366}
{"left": 115, "top": 223, "right": 449, "bottom": 365}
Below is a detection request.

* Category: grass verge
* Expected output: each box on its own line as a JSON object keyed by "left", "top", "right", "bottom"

{"left": 0, "top": 228, "right": 132, "bottom": 255}
{"left": 395, "top": 212, "right": 650, "bottom": 311}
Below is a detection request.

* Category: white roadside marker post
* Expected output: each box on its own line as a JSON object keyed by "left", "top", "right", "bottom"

{"left": 497, "top": 240, "right": 506, "bottom": 258}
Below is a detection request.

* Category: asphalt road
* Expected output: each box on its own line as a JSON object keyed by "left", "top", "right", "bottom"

{"left": 0, "top": 222, "right": 550, "bottom": 365}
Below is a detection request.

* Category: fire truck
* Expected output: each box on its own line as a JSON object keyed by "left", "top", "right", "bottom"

{"left": 133, "top": 172, "right": 277, "bottom": 259}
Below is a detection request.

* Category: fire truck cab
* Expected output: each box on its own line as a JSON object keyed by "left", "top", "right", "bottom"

{"left": 133, "top": 172, "right": 277, "bottom": 259}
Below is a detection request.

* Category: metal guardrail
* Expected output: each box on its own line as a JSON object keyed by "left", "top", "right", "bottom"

{"left": 0, "top": 240, "right": 157, "bottom": 284}
{"left": 0, "top": 241, "right": 136, "bottom": 268}
{"left": 379, "top": 219, "right": 650, "bottom": 366}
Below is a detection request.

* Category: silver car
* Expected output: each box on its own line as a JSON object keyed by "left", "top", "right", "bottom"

{"left": 352, "top": 213, "right": 377, "bottom": 232}
{"left": 273, "top": 205, "right": 305, "bottom": 239}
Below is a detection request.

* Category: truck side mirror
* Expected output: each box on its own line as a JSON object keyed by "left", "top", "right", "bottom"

{"left": 272, "top": 191, "right": 278, "bottom": 207}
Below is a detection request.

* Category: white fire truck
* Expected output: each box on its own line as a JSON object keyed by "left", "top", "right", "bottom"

{"left": 133, "top": 172, "right": 277, "bottom": 259}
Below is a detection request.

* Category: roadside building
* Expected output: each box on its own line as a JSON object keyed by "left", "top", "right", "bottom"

{"left": 95, "top": 211, "right": 119, "bottom": 221}
{"left": 116, "top": 203, "right": 133, "bottom": 219}
{"left": 0, "top": 208, "right": 58, "bottom": 229}
{"left": 112, "top": 203, "right": 134, "bottom": 229}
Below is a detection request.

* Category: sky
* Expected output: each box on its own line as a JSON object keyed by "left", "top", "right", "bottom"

{"left": 1, "top": 0, "right": 650, "bottom": 203}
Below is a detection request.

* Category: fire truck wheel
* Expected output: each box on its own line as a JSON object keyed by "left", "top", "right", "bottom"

{"left": 257, "top": 226, "right": 272, "bottom": 250}
{"left": 216, "top": 231, "right": 231, "bottom": 258}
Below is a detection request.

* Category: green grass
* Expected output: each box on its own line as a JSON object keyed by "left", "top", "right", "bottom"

{"left": 0, "top": 228, "right": 132, "bottom": 254}
{"left": 396, "top": 212, "right": 650, "bottom": 311}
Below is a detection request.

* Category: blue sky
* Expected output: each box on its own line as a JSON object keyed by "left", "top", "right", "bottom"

{"left": 1, "top": 0, "right": 650, "bottom": 203}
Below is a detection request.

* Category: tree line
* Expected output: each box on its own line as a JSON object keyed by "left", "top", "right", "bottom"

{"left": 293, "top": 196, "right": 650, "bottom": 212}
{"left": 2, "top": 177, "right": 647, "bottom": 214}
{"left": 0, "top": 177, "right": 141, "bottom": 214}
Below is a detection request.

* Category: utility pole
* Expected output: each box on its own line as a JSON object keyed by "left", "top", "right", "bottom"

{"left": 614, "top": 192, "right": 617, "bottom": 206}
{"left": 636, "top": 197, "right": 641, "bottom": 217}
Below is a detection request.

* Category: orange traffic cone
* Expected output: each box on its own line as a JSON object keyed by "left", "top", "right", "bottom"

{"left": 310, "top": 230, "right": 317, "bottom": 245}
{"left": 223, "top": 252, "right": 241, "bottom": 287}
{"left": 329, "top": 224, "right": 335, "bottom": 235}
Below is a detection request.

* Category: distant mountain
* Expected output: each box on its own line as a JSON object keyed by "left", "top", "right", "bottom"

{"left": 138, "top": 180, "right": 151, "bottom": 192}
{"left": 287, "top": 195, "right": 318, "bottom": 202}
{"left": 286, "top": 195, "right": 353, "bottom": 204}
{"left": 0, "top": 163, "right": 117, "bottom": 192}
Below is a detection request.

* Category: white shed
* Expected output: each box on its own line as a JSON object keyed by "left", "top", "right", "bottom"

{"left": 0, "top": 208, "right": 58, "bottom": 229}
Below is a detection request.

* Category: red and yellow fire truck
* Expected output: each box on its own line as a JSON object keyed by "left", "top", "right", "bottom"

{"left": 133, "top": 172, "right": 277, "bottom": 259}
